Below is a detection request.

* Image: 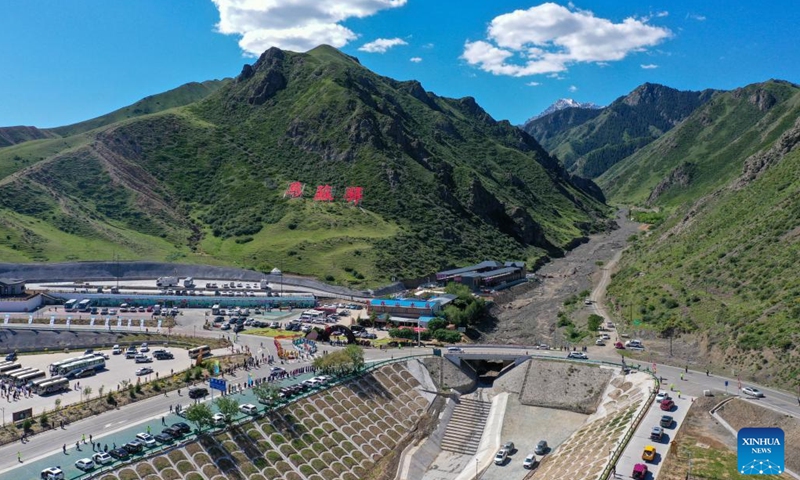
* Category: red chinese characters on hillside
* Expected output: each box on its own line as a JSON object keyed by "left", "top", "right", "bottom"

{"left": 313, "top": 185, "right": 334, "bottom": 202}
{"left": 284, "top": 182, "right": 304, "bottom": 198}
{"left": 343, "top": 186, "right": 363, "bottom": 205}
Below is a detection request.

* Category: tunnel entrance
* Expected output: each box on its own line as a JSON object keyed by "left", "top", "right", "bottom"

{"left": 462, "top": 359, "right": 516, "bottom": 382}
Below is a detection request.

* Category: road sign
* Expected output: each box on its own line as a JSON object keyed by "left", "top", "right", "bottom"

{"left": 209, "top": 378, "right": 227, "bottom": 392}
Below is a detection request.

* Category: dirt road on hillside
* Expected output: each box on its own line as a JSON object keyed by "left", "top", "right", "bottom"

{"left": 484, "top": 209, "right": 640, "bottom": 345}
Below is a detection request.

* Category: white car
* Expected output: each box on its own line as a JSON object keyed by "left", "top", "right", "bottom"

{"left": 92, "top": 451, "right": 112, "bottom": 465}
{"left": 240, "top": 403, "right": 258, "bottom": 415}
{"left": 494, "top": 448, "right": 508, "bottom": 465}
{"left": 595, "top": 338, "right": 606, "bottom": 346}
{"left": 75, "top": 458, "right": 95, "bottom": 471}
{"left": 40, "top": 467, "right": 65, "bottom": 480}
{"left": 212, "top": 413, "right": 229, "bottom": 426}
{"left": 523, "top": 453, "right": 537, "bottom": 469}
{"left": 742, "top": 386, "right": 764, "bottom": 398}
{"left": 139, "top": 343, "right": 149, "bottom": 352}
{"left": 567, "top": 352, "right": 588, "bottom": 360}
{"left": 136, "top": 367, "right": 154, "bottom": 376}
{"left": 135, "top": 432, "right": 157, "bottom": 447}
{"left": 655, "top": 392, "right": 669, "bottom": 403}
{"left": 111, "top": 345, "right": 121, "bottom": 355}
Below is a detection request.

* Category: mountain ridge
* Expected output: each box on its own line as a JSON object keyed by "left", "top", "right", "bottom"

{"left": 525, "top": 98, "right": 603, "bottom": 123}
{"left": 0, "top": 45, "right": 610, "bottom": 286}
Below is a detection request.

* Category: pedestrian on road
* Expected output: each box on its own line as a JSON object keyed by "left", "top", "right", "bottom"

{"left": 75, "top": 441, "right": 80, "bottom": 451}
{"left": 60, "top": 420, "right": 64, "bottom": 429}
{"left": 63, "top": 444, "right": 66, "bottom": 454}
{"left": 82, "top": 433, "right": 86, "bottom": 444}
{"left": 685, "top": 365, "right": 688, "bottom": 374}
{"left": 680, "top": 373, "right": 684, "bottom": 381}
{"left": 706, "top": 369, "right": 710, "bottom": 376}
{"left": 161, "top": 416, "right": 166, "bottom": 425}
{"left": 17, "top": 451, "right": 21, "bottom": 462}
{"left": 104, "top": 444, "right": 108, "bottom": 452}
{"left": 89, "top": 434, "right": 92, "bottom": 443}
{"left": 169, "top": 404, "right": 173, "bottom": 413}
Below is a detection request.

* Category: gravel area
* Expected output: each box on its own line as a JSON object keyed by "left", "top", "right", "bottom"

{"left": 485, "top": 209, "right": 639, "bottom": 346}
{"left": 517, "top": 360, "right": 612, "bottom": 414}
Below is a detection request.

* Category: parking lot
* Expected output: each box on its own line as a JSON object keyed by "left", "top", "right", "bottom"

{"left": 0, "top": 346, "right": 198, "bottom": 426}
{"left": 614, "top": 391, "right": 693, "bottom": 479}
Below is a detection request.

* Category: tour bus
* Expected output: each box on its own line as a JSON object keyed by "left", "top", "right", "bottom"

{"left": 49, "top": 355, "right": 96, "bottom": 375}
{"left": 188, "top": 345, "right": 211, "bottom": 359}
{"left": 15, "top": 369, "right": 46, "bottom": 386}
{"left": 64, "top": 299, "right": 78, "bottom": 312}
{"left": 77, "top": 299, "right": 92, "bottom": 312}
{"left": 0, "top": 363, "right": 21, "bottom": 375}
{"left": 36, "top": 377, "right": 69, "bottom": 395}
{"left": 4, "top": 367, "right": 36, "bottom": 380}
{"left": 55, "top": 356, "right": 105, "bottom": 378}
{"left": 28, "top": 376, "right": 53, "bottom": 390}
{"left": 211, "top": 304, "right": 221, "bottom": 315}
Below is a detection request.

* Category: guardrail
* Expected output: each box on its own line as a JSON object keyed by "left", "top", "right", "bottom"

{"left": 71, "top": 352, "right": 432, "bottom": 479}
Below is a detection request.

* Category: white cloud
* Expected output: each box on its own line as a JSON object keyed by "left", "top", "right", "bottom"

{"left": 211, "top": 0, "right": 407, "bottom": 55}
{"left": 422, "top": 43, "right": 435, "bottom": 49}
{"left": 656, "top": 11, "right": 669, "bottom": 17}
{"left": 526, "top": 81, "right": 541, "bottom": 86}
{"left": 569, "top": 85, "right": 578, "bottom": 92}
{"left": 359, "top": 38, "right": 407, "bottom": 53}
{"left": 640, "top": 63, "right": 658, "bottom": 69}
{"left": 410, "top": 57, "right": 422, "bottom": 63}
{"left": 462, "top": 2, "right": 671, "bottom": 77}
{"left": 687, "top": 13, "right": 706, "bottom": 21}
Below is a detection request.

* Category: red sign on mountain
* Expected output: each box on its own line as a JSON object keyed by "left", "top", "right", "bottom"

{"left": 284, "top": 181, "right": 304, "bottom": 198}
{"left": 343, "top": 186, "right": 363, "bottom": 205}
{"left": 314, "top": 185, "right": 334, "bottom": 202}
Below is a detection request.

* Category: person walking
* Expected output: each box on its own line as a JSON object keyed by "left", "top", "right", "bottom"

{"left": 685, "top": 365, "right": 689, "bottom": 374}
{"left": 17, "top": 451, "right": 21, "bottom": 463}
{"left": 706, "top": 369, "right": 710, "bottom": 376}
{"left": 76, "top": 441, "right": 80, "bottom": 451}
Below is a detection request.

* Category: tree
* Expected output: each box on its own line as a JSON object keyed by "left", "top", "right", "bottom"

{"left": 54, "top": 398, "right": 61, "bottom": 411}
{"left": 82, "top": 386, "right": 92, "bottom": 403}
{"left": 252, "top": 383, "right": 281, "bottom": 409}
{"left": 184, "top": 403, "right": 214, "bottom": 433}
{"left": 98, "top": 385, "right": 105, "bottom": 400}
{"left": 426, "top": 317, "right": 448, "bottom": 332}
{"left": 343, "top": 345, "right": 365, "bottom": 372}
{"left": 587, "top": 314, "right": 604, "bottom": 333}
{"left": 214, "top": 396, "right": 240, "bottom": 426}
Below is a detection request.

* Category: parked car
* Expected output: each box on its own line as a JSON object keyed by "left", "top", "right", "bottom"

{"left": 154, "top": 432, "right": 174, "bottom": 444}
{"left": 139, "top": 343, "right": 149, "bottom": 352}
{"left": 632, "top": 463, "right": 649, "bottom": 479}
{"left": 642, "top": 445, "right": 656, "bottom": 462}
{"left": 534, "top": 440, "right": 549, "bottom": 455}
{"left": 523, "top": 453, "right": 537, "bottom": 469}
{"left": 742, "top": 386, "right": 764, "bottom": 398}
{"left": 494, "top": 449, "right": 508, "bottom": 465}
{"left": 112, "top": 345, "right": 122, "bottom": 355}
{"left": 595, "top": 339, "right": 606, "bottom": 346}
{"left": 5, "top": 352, "right": 17, "bottom": 361}
{"left": 567, "top": 352, "right": 588, "bottom": 360}
{"left": 172, "top": 422, "right": 191, "bottom": 434}
{"left": 502, "top": 441, "right": 515, "bottom": 454}
{"left": 188, "top": 387, "right": 208, "bottom": 399}
{"left": 92, "top": 451, "right": 112, "bottom": 465}
{"left": 154, "top": 350, "right": 174, "bottom": 360}
{"left": 135, "top": 432, "right": 157, "bottom": 448}
{"left": 40, "top": 467, "right": 65, "bottom": 480}
{"left": 123, "top": 441, "right": 144, "bottom": 454}
{"left": 240, "top": 403, "right": 258, "bottom": 415}
{"left": 655, "top": 392, "right": 670, "bottom": 403}
{"left": 108, "top": 448, "right": 130, "bottom": 460}
{"left": 212, "top": 413, "right": 229, "bottom": 426}
{"left": 660, "top": 415, "right": 674, "bottom": 428}
{"left": 660, "top": 399, "right": 675, "bottom": 411}
{"left": 135, "top": 367, "right": 154, "bottom": 376}
{"left": 162, "top": 426, "right": 183, "bottom": 439}
{"left": 650, "top": 426, "right": 664, "bottom": 442}
{"left": 135, "top": 355, "right": 153, "bottom": 363}
{"left": 74, "top": 458, "right": 95, "bottom": 471}
{"left": 74, "top": 369, "right": 96, "bottom": 378}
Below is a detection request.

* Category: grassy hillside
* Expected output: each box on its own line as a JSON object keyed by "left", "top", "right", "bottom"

{"left": 606, "top": 113, "right": 800, "bottom": 385}
{"left": 600, "top": 80, "right": 800, "bottom": 206}
{"left": 0, "top": 126, "right": 57, "bottom": 147}
{"left": 0, "top": 46, "right": 610, "bottom": 287}
{"left": 524, "top": 83, "right": 715, "bottom": 178}
{"left": 48, "top": 80, "right": 230, "bottom": 137}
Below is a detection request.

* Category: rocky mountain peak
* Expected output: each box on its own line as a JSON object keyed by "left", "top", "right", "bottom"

{"left": 528, "top": 98, "right": 602, "bottom": 121}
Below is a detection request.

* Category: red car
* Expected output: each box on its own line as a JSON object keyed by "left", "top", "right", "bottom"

{"left": 660, "top": 399, "right": 675, "bottom": 411}
{"left": 614, "top": 342, "right": 625, "bottom": 349}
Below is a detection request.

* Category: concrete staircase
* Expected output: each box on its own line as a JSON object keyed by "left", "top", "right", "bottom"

{"left": 439, "top": 397, "right": 492, "bottom": 455}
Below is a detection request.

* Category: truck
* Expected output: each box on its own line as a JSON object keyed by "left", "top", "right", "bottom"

{"left": 156, "top": 276, "right": 179, "bottom": 288}
{"left": 260, "top": 279, "right": 271, "bottom": 290}
{"left": 183, "top": 277, "right": 195, "bottom": 288}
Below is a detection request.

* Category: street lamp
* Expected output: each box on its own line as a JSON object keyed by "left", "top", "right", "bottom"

{"left": 475, "top": 457, "right": 478, "bottom": 480}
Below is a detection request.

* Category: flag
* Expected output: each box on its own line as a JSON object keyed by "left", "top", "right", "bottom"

{"left": 90, "top": 317, "right": 95, "bottom": 326}
{"left": 157, "top": 319, "right": 162, "bottom": 329}
{"left": 737, "top": 376, "right": 741, "bottom": 390}
{"left": 49, "top": 316, "right": 55, "bottom": 325}
{"left": 3, "top": 315, "right": 8, "bottom": 324}
{"left": 214, "top": 361, "right": 220, "bottom": 375}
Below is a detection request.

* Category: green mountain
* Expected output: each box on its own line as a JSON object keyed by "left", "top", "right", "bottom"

{"left": 0, "top": 126, "right": 57, "bottom": 147}
{"left": 523, "top": 83, "right": 715, "bottom": 178}
{"left": 49, "top": 79, "right": 230, "bottom": 137}
{"left": 0, "top": 45, "right": 610, "bottom": 286}
{"left": 602, "top": 80, "right": 800, "bottom": 385}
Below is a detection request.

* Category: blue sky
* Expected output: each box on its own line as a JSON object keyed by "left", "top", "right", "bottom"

{"left": 1, "top": 1, "right": 798, "bottom": 128}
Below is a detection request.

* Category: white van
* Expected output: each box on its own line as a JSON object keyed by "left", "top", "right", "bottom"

{"left": 447, "top": 347, "right": 464, "bottom": 353}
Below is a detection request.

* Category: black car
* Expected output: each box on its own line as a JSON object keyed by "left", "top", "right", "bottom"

{"left": 109, "top": 448, "right": 130, "bottom": 460}
{"left": 163, "top": 426, "right": 183, "bottom": 438}
{"left": 154, "top": 351, "right": 174, "bottom": 360}
{"left": 188, "top": 387, "right": 208, "bottom": 399}
{"left": 123, "top": 441, "right": 144, "bottom": 454}
{"left": 5, "top": 352, "right": 16, "bottom": 361}
{"left": 233, "top": 324, "right": 244, "bottom": 333}
{"left": 154, "top": 432, "right": 174, "bottom": 444}
{"left": 172, "top": 422, "right": 191, "bottom": 434}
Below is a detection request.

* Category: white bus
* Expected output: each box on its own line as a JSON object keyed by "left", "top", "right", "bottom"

{"left": 36, "top": 377, "right": 69, "bottom": 395}
{"left": 15, "top": 370, "right": 46, "bottom": 386}
{"left": 28, "top": 376, "right": 53, "bottom": 390}
{"left": 211, "top": 304, "right": 221, "bottom": 315}
{"left": 188, "top": 345, "right": 211, "bottom": 359}
{"left": 0, "top": 363, "right": 21, "bottom": 375}
{"left": 49, "top": 355, "right": 96, "bottom": 375}
{"left": 55, "top": 357, "right": 105, "bottom": 378}
{"left": 64, "top": 299, "right": 78, "bottom": 312}
{"left": 77, "top": 299, "right": 92, "bottom": 312}
{"left": 5, "top": 367, "right": 36, "bottom": 380}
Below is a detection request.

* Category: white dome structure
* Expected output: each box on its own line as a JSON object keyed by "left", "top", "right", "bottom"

{"left": 270, "top": 267, "right": 282, "bottom": 275}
